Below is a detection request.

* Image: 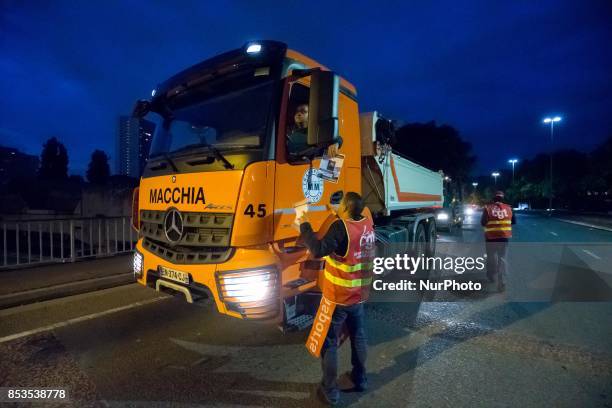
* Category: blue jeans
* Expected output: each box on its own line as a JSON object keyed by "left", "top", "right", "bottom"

{"left": 321, "top": 302, "right": 367, "bottom": 396}
{"left": 486, "top": 241, "right": 508, "bottom": 283}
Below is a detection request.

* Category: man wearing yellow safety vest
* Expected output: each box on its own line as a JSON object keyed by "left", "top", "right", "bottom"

{"left": 298, "top": 192, "right": 375, "bottom": 406}
{"left": 481, "top": 190, "right": 516, "bottom": 292}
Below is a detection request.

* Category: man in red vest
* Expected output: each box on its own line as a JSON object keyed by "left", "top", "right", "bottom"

{"left": 481, "top": 191, "right": 516, "bottom": 292}
{"left": 298, "top": 192, "right": 375, "bottom": 405}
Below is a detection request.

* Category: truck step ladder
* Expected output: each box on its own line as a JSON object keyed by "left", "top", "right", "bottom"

{"left": 281, "top": 314, "right": 314, "bottom": 333}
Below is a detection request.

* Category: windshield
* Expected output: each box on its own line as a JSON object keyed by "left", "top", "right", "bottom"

{"left": 149, "top": 81, "right": 274, "bottom": 158}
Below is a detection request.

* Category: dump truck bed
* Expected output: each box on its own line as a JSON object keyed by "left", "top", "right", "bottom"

{"left": 360, "top": 112, "right": 444, "bottom": 216}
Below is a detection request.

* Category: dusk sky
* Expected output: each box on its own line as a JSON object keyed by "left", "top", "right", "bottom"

{"left": 1, "top": 1, "right": 611, "bottom": 175}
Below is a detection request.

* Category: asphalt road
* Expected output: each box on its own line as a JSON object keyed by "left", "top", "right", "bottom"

{"left": 0, "top": 212, "right": 611, "bottom": 407}
{"left": 438, "top": 212, "right": 612, "bottom": 302}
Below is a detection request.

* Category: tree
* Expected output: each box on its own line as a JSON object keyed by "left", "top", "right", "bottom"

{"left": 477, "top": 140, "right": 612, "bottom": 210}
{"left": 38, "top": 137, "right": 68, "bottom": 180}
{"left": 590, "top": 135, "right": 612, "bottom": 189}
{"left": 86, "top": 150, "right": 110, "bottom": 185}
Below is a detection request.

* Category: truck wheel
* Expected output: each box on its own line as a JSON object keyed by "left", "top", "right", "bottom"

{"left": 414, "top": 223, "right": 427, "bottom": 257}
{"left": 426, "top": 221, "right": 436, "bottom": 257}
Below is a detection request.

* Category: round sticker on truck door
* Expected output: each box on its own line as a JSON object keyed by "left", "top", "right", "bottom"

{"left": 302, "top": 168, "right": 324, "bottom": 203}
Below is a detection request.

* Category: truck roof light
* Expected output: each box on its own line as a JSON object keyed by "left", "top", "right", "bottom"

{"left": 246, "top": 44, "right": 262, "bottom": 54}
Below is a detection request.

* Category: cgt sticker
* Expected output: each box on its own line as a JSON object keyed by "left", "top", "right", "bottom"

{"left": 302, "top": 168, "right": 324, "bottom": 204}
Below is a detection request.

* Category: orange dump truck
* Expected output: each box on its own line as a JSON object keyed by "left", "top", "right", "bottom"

{"left": 131, "top": 41, "right": 443, "bottom": 330}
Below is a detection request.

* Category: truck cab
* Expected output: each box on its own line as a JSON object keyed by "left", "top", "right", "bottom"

{"left": 131, "top": 41, "right": 442, "bottom": 327}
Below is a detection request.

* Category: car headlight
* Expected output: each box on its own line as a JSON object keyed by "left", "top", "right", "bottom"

{"left": 465, "top": 207, "right": 474, "bottom": 215}
{"left": 133, "top": 250, "right": 143, "bottom": 278}
{"left": 437, "top": 212, "right": 449, "bottom": 221}
{"left": 217, "top": 267, "right": 277, "bottom": 303}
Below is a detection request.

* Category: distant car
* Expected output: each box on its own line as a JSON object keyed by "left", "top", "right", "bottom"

{"left": 436, "top": 205, "right": 463, "bottom": 232}
{"left": 463, "top": 203, "right": 480, "bottom": 216}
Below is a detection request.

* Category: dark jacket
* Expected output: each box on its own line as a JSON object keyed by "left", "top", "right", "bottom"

{"left": 300, "top": 215, "right": 362, "bottom": 258}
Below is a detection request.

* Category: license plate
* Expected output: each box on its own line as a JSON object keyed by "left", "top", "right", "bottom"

{"left": 159, "top": 266, "right": 190, "bottom": 284}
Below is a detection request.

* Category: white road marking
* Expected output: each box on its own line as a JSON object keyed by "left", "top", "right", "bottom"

{"left": 0, "top": 296, "right": 168, "bottom": 344}
{"left": 582, "top": 249, "right": 602, "bottom": 260}
{"left": 549, "top": 231, "right": 558, "bottom": 237}
{"left": 231, "top": 389, "right": 310, "bottom": 400}
{"left": 555, "top": 218, "right": 612, "bottom": 232}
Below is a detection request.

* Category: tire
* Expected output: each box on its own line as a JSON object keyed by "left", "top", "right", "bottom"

{"left": 425, "top": 220, "right": 436, "bottom": 257}
{"left": 414, "top": 223, "right": 427, "bottom": 257}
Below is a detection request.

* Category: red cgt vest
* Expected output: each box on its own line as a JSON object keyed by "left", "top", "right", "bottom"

{"left": 484, "top": 202, "right": 513, "bottom": 240}
{"left": 322, "top": 217, "right": 376, "bottom": 305}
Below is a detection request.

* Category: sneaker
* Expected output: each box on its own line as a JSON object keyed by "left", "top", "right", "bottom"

{"left": 353, "top": 379, "right": 368, "bottom": 392}
{"left": 317, "top": 385, "right": 339, "bottom": 406}
{"left": 349, "top": 371, "right": 368, "bottom": 392}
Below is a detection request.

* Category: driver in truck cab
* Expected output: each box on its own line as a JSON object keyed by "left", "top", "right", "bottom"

{"left": 287, "top": 103, "right": 341, "bottom": 157}
{"left": 297, "top": 192, "right": 374, "bottom": 405}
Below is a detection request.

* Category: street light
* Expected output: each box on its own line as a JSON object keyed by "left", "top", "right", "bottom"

{"left": 543, "top": 116, "right": 562, "bottom": 210}
{"left": 472, "top": 182, "right": 478, "bottom": 188}
{"left": 543, "top": 117, "right": 561, "bottom": 124}
{"left": 508, "top": 159, "right": 518, "bottom": 183}
{"left": 491, "top": 172, "right": 500, "bottom": 186}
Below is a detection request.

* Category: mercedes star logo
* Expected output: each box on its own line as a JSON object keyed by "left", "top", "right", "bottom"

{"left": 164, "top": 208, "right": 183, "bottom": 243}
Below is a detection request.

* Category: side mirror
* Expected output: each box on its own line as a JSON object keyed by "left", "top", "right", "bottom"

{"left": 132, "top": 99, "right": 151, "bottom": 119}
{"left": 375, "top": 116, "right": 396, "bottom": 145}
{"left": 307, "top": 70, "right": 339, "bottom": 147}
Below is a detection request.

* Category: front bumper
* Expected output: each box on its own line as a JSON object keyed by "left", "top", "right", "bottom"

{"left": 135, "top": 239, "right": 281, "bottom": 320}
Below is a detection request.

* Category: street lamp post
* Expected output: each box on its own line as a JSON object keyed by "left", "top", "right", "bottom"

{"left": 508, "top": 159, "right": 518, "bottom": 183}
{"left": 543, "top": 116, "right": 561, "bottom": 210}
{"left": 472, "top": 182, "right": 478, "bottom": 201}
{"left": 491, "top": 172, "right": 500, "bottom": 186}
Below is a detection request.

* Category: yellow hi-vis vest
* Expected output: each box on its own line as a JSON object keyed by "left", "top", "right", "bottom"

{"left": 322, "top": 217, "right": 375, "bottom": 305}
{"left": 484, "top": 202, "right": 513, "bottom": 240}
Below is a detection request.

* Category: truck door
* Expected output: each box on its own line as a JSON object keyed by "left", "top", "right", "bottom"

{"left": 273, "top": 80, "right": 344, "bottom": 242}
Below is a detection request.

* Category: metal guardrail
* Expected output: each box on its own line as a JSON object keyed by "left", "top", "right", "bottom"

{"left": 1, "top": 216, "right": 136, "bottom": 269}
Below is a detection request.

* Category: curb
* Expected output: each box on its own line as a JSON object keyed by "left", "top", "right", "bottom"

{"left": 0, "top": 273, "right": 135, "bottom": 310}
{"left": 554, "top": 218, "right": 612, "bottom": 233}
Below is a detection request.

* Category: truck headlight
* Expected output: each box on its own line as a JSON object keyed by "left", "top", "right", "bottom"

{"left": 437, "top": 212, "right": 449, "bottom": 221}
{"left": 246, "top": 43, "right": 262, "bottom": 54}
{"left": 133, "top": 250, "right": 143, "bottom": 278}
{"left": 217, "top": 267, "right": 277, "bottom": 303}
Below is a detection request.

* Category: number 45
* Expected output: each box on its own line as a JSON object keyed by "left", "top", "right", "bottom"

{"left": 244, "top": 204, "right": 266, "bottom": 218}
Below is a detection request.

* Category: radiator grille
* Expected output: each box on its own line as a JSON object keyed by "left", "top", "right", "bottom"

{"left": 140, "top": 209, "right": 234, "bottom": 264}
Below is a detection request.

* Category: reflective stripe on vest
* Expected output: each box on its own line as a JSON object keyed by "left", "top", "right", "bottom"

{"left": 324, "top": 256, "right": 373, "bottom": 273}
{"left": 484, "top": 219, "right": 512, "bottom": 232}
{"left": 324, "top": 270, "right": 373, "bottom": 287}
